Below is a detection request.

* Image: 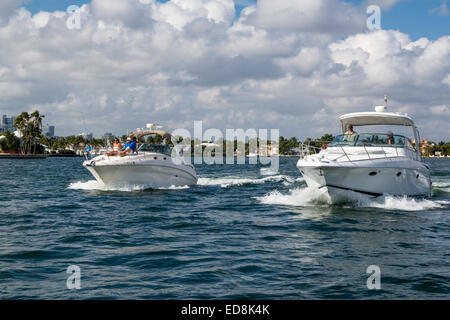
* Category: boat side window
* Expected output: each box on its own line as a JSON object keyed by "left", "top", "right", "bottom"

{"left": 330, "top": 134, "right": 357, "bottom": 146}
{"left": 142, "top": 144, "right": 172, "bottom": 156}
{"left": 138, "top": 144, "right": 151, "bottom": 152}
{"left": 405, "top": 138, "right": 414, "bottom": 150}
{"left": 371, "top": 134, "right": 406, "bottom": 146}
{"left": 342, "top": 134, "right": 358, "bottom": 143}
{"left": 355, "top": 134, "right": 373, "bottom": 146}
{"left": 373, "top": 134, "right": 389, "bottom": 145}
{"left": 394, "top": 135, "right": 405, "bottom": 146}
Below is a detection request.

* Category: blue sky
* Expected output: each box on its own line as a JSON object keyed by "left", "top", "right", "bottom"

{"left": 22, "top": 0, "right": 450, "bottom": 40}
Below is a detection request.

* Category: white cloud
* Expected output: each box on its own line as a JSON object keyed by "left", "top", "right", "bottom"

{"left": 430, "top": 105, "right": 449, "bottom": 115}
{"left": 0, "top": 0, "right": 27, "bottom": 25}
{"left": 0, "top": 0, "right": 448, "bottom": 141}
{"left": 91, "top": 0, "right": 153, "bottom": 28}
{"left": 430, "top": 0, "right": 449, "bottom": 16}
{"left": 246, "top": 0, "right": 365, "bottom": 35}
{"left": 443, "top": 74, "right": 450, "bottom": 86}
{"left": 153, "top": 0, "right": 235, "bottom": 30}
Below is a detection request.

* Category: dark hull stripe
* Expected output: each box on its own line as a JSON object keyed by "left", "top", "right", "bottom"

{"left": 319, "top": 184, "right": 383, "bottom": 197}
{"left": 319, "top": 184, "right": 430, "bottom": 198}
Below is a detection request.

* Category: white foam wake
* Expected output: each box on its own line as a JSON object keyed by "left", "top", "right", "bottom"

{"left": 256, "top": 187, "right": 450, "bottom": 211}
{"left": 197, "top": 175, "right": 300, "bottom": 188}
{"left": 256, "top": 187, "right": 331, "bottom": 206}
{"left": 260, "top": 167, "right": 279, "bottom": 176}
{"left": 68, "top": 180, "right": 190, "bottom": 192}
{"left": 368, "top": 196, "right": 450, "bottom": 211}
{"left": 432, "top": 181, "right": 450, "bottom": 193}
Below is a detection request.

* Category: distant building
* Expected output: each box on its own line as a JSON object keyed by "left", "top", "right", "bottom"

{"left": 43, "top": 125, "right": 55, "bottom": 137}
{"left": 103, "top": 132, "right": 113, "bottom": 142}
{"left": 79, "top": 132, "right": 93, "bottom": 140}
{"left": 0, "top": 115, "right": 16, "bottom": 133}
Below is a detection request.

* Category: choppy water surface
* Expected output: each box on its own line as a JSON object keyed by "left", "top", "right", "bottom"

{"left": 0, "top": 157, "right": 449, "bottom": 299}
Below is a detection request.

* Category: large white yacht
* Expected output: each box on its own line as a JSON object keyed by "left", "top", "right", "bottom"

{"left": 83, "top": 125, "right": 197, "bottom": 188}
{"left": 297, "top": 105, "right": 431, "bottom": 202}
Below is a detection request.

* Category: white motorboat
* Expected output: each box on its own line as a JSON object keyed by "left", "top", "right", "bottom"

{"left": 83, "top": 126, "right": 197, "bottom": 188}
{"left": 297, "top": 105, "right": 431, "bottom": 202}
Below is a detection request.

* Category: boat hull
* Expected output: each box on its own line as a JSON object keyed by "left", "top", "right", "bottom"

{"left": 297, "top": 159, "right": 431, "bottom": 200}
{"left": 84, "top": 162, "right": 197, "bottom": 188}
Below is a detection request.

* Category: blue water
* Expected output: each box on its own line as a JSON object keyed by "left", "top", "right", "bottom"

{"left": 0, "top": 157, "right": 449, "bottom": 299}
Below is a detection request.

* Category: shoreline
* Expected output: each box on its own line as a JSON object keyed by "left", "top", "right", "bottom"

{"left": 0, "top": 154, "right": 48, "bottom": 159}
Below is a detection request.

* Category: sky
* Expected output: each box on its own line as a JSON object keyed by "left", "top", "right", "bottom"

{"left": 0, "top": 0, "right": 449, "bottom": 140}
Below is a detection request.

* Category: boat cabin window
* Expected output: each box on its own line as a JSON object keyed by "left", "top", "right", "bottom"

{"left": 355, "top": 134, "right": 373, "bottom": 146}
{"left": 330, "top": 134, "right": 357, "bottom": 146}
{"left": 138, "top": 143, "right": 172, "bottom": 155}
{"left": 330, "top": 134, "right": 409, "bottom": 147}
{"left": 405, "top": 138, "right": 415, "bottom": 150}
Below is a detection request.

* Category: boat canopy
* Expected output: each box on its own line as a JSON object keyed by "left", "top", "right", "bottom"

{"left": 340, "top": 111, "right": 415, "bottom": 132}
{"left": 128, "top": 129, "right": 172, "bottom": 141}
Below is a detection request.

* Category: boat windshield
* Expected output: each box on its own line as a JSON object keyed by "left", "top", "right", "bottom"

{"left": 138, "top": 143, "right": 172, "bottom": 156}
{"left": 330, "top": 134, "right": 414, "bottom": 149}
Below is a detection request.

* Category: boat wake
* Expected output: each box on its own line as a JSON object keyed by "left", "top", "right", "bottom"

{"left": 197, "top": 175, "right": 303, "bottom": 188}
{"left": 432, "top": 181, "right": 450, "bottom": 195}
{"left": 68, "top": 180, "right": 190, "bottom": 192}
{"left": 256, "top": 187, "right": 450, "bottom": 211}
{"left": 69, "top": 172, "right": 303, "bottom": 191}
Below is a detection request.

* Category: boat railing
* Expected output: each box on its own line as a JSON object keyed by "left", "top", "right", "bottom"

{"left": 300, "top": 141, "right": 418, "bottom": 162}
{"left": 362, "top": 143, "right": 371, "bottom": 159}
{"left": 299, "top": 140, "right": 332, "bottom": 158}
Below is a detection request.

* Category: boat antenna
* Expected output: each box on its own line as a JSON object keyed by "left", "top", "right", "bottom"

{"left": 79, "top": 109, "right": 89, "bottom": 139}
{"left": 384, "top": 95, "right": 388, "bottom": 107}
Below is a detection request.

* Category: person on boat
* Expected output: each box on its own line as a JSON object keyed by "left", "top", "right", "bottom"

{"left": 387, "top": 131, "right": 395, "bottom": 145}
{"left": 120, "top": 137, "right": 138, "bottom": 157}
{"left": 84, "top": 144, "right": 92, "bottom": 158}
{"left": 345, "top": 124, "right": 357, "bottom": 135}
{"left": 106, "top": 138, "right": 122, "bottom": 156}
{"left": 343, "top": 124, "right": 358, "bottom": 142}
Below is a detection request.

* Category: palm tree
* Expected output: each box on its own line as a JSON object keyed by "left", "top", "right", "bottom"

{"left": 30, "top": 110, "right": 45, "bottom": 154}
{"left": 14, "top": 112, "right": 30, "bottom": 154}
{"left": 13, "top": 111, "right": 45, "bottom": 154}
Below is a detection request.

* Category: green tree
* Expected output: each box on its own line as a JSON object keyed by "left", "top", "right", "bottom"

{"left": 279, "top": 136, "right": 299, "bottom": 154}
{"left": 30, "top": 110, "right": 45, "bottom": 154}
{"left": 14, "top": 112, "right": 31, "bottom": 153}
{"left": 13, "top": 111, "right": 45, "bottom": 154}
{"left": 0, "top": 131, "right": 21, "bottom": 152}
